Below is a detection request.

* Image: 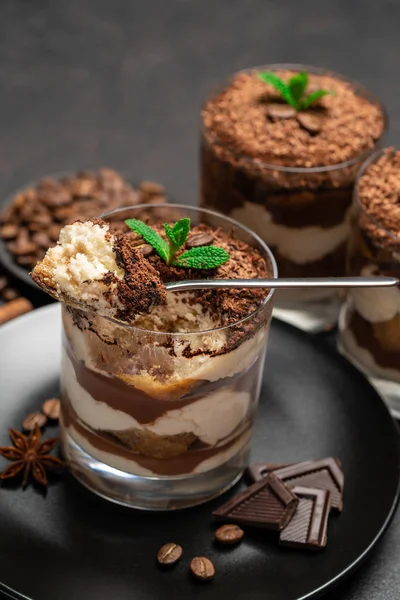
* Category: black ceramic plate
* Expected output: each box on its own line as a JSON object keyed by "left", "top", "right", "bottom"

{"left": 0, "top": 306, "right": 398, "bottom": 600}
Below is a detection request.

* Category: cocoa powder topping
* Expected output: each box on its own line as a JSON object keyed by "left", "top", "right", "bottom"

{"left": 202, "top": 69, "right": 385, "bottom": 168}
{"left": 357, "top": 148, "right": 400, "bottom": 250}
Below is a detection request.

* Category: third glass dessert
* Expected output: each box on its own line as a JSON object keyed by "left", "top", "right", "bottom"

{"left": 339, "top": 149, "right": 400, "bottom": 415}
{"left": 32, "top": 204, "right": 276, "bottom": 510}
{"left": 201, "top": 64, "right": 386, "bottom": 331}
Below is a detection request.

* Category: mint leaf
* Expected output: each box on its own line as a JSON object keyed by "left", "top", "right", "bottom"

{"left": 301, "top": 89, "right": 334, "bottom": 109}
{"left": 258, "top": 72, "right": 296, "bottom": 108}
{"left": 173, "top": 246, "right": 230, "bottom": 269}
{"left": 164, "top": 218, "right": 191, "bottom": 264}
{"left": 164, "top": 223, "right": 178, "bottom": 247}
{"left": 289, "top": 72, "right": 308, "bottom": 104}
{"left": 172, "top": 218, "right": 190, "bottom": 247}
{"left": 125, "top": 219, "right": 169, "bottom": 262}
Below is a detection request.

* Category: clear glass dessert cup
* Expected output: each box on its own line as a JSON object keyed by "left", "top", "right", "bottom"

{"left": 200, "top": 63, "right": 387, "bottom": 332}
{"left": 60, "top": 204, "right": 277, "bottom": 510}
{"left": 338, "top": 150, "right": 400, "bottom": 416}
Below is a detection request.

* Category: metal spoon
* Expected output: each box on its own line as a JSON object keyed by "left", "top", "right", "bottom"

{"left": 166, "top": 276, "right": 399, "bottom": 293}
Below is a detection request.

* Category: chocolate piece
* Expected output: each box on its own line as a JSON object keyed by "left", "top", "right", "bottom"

{"left": 279, "top": 486, "right": 331, "bottom": 550}
{"left": 274, "top": 458, "right": 344, "bottom": 512}
{"left": 213, "top": 473, "right": 298, "bottom": 530}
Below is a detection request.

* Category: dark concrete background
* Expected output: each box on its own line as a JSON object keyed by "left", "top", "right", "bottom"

{"left": 0, "top": 0, "right": 399, "bottom": 204}
{"left": 0, "top": 1, "right": 399, "bottom": 598}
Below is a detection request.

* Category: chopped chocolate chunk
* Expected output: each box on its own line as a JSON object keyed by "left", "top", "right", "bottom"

{"left": 213, "top": 473, "right": 298, "bottom": 530}
{"left": 279, "top": 486, "right": 331, "bottom": 550}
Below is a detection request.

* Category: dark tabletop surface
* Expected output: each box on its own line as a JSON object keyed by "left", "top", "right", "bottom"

{"left": 0, "top": 0, "right": 399, "bottom": 598}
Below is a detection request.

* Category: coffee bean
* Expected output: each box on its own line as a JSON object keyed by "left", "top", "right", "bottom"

{"left": 126, "top": 231, "right": 144, "bottom": 246}
{"left": 16, "top": 254, "right": 37, "bottom": 267}
{"left": 190, "top": 557, "right": 215, "bottom": 581}
{"left": 2, "top": 288, "right": 19, "bottom": 301}
{"left": 13, "top": 193, "right": 28, "bottom": 210}
{"left": 214, "top": 524, "right": 245, "bottom": 545}
{"left": 41, "top": 189, "right": 71, "bottom": 208}
{"left": 139, "top": 181, "right": 165, "bottom": 196}
{"left": 137, "top": 244, "right": 154, "bottom": 257}
{"left": 13, "top": 233, "right": 37, "bottom": 256}
{"left": 267, "top": 103, "right": 296, "bottom": 120}
{"left": 186, "top": 233, "right": 214, "bottom": 248}
{"left": 22, "top": 412, "right": 47, "bottom": 432}
{"left": 42, "top": 398, "right": 61, "bottom": 420}
{"left": 32, "top": 232, "right": 51, "bottom": 249}
{"left": 297, "top": 112, "right": 321, "bottom": 135}
{"left": 31, "top": 212, "right": 52, "bottom": 227}
{"left": 0, "top": 224, "right": 19, "bottom": 240}
{"left": 157, "top": 543, "right": 183, "bottom": 566}
{"left": 49, "top": 224, "right": 63, "bottom": 242}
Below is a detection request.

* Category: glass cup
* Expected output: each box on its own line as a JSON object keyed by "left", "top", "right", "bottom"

{"left": 200, "top": 64, "right": 387, "bottom": 332}
{"left": 338, "top": 150, "right": 400, "bottom": 416}
{"left": 59, "top": 204, "right": 277, "bottom": 510}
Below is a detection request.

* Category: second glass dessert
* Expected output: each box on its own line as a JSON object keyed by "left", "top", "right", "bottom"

{"left": 339, "top": 149, "right": 400, "bottom": 415}
{"left": 48, "top": 205, "right": 277, "bottom": 510}
{"left": 201, "top": 64, "right": 386, "bottom": 331}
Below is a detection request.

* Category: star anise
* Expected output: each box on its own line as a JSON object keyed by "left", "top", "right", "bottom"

{"left": 0, "top": 425, "right": 64, "bottom": 488}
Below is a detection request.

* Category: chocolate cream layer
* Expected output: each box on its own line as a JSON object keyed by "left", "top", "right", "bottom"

{"left": 62, "top": 398, "right": 252, "bottom": 476}
{"left": 201, "top": 145, "right": 353, "bottom": 229}
{"left": 65, "top": 340, "right": 261, "bottom": 424}
{"left": 348, "top": 310, "right": 400, "bottom": 371}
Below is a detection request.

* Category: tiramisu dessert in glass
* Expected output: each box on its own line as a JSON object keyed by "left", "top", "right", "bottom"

{"left": 339, "top": 149, "right": 400, "bottom": 415}
{"left": 32, "top": 204, "right": 277, "bottom": 509}
{"left": 201, "top": 64, "right": 386, "bottom": 331}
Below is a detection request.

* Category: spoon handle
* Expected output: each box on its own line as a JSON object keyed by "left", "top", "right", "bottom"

{"left": 166, "top": 276, "right": 399, "bottom": 293}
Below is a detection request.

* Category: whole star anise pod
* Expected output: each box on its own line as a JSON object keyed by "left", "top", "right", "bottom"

{"left": 0, "top": 425, "right": 64, "bottom": 488}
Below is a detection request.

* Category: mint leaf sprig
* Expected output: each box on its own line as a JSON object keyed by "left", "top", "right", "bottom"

{"left": 258, "top": 70, "right": 334, "bottom": 111}
{"left": 124, "top": 217, "right": 230, "bottom": 270}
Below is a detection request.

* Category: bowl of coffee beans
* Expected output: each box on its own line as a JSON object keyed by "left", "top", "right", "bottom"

{"left": 0, "top": 168, "right": 168, "bottom": 298}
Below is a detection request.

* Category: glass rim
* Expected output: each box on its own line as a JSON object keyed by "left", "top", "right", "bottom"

{"left": 201, "top": 62, "right": 388, "bottom": 173}
{"left": 354, "top": 147, "right": 400, "bottom": 242}
{"left": 95, "top": 203, "right": 278, "bottom": 336}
